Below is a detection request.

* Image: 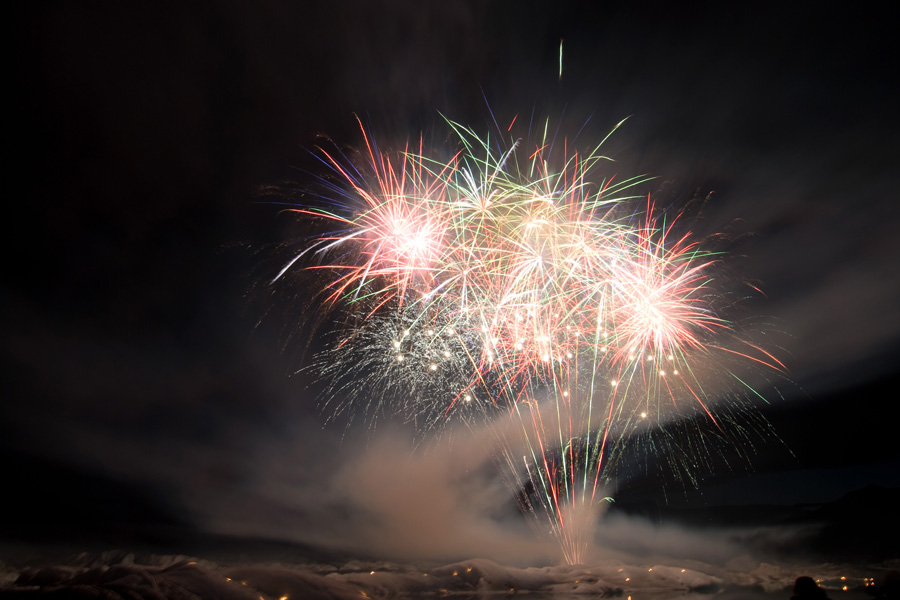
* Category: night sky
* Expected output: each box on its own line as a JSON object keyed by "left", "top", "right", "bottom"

{"left": 6, "top": 1, "right": 899, "bottom": 562}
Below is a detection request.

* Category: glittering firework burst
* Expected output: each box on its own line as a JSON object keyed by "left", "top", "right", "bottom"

{"left": 271, "top": 113, "right": 784, "bottom": 564}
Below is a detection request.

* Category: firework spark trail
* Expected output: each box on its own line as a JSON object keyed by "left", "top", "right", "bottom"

{"left": 275, "top": 114, "right": 782, "bottom": 564}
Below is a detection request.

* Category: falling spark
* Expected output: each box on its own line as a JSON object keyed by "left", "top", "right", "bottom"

{"left": 559, "top": 38, "right": 564, "bottom": 81}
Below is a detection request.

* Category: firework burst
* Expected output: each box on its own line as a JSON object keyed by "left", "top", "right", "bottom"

{"left": 271, "top": 113, "right": 783, "bottom": 564}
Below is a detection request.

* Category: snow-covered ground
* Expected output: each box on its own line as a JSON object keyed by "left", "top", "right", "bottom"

{"left": 2, "top": 553, "right": 895, "bottom": 600}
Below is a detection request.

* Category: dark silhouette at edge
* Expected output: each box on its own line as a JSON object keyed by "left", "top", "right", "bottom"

{"left": 792, "top": 576, "right": 831, "bottom": 600}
